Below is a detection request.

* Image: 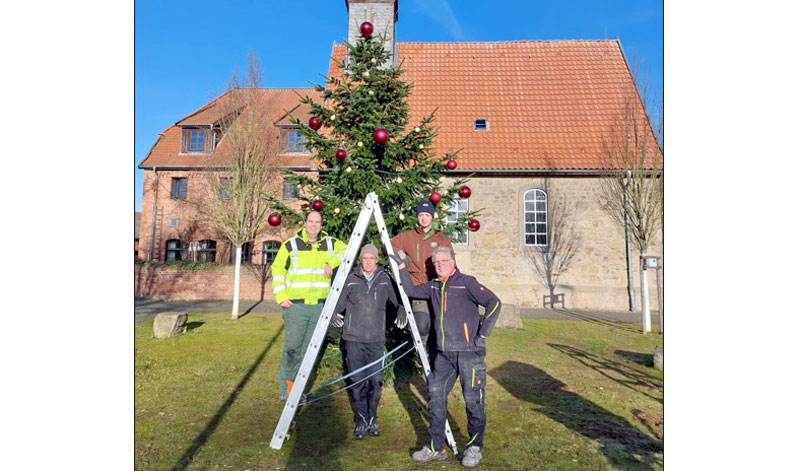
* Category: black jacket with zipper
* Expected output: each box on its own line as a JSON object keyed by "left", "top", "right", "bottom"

{"left": 334, "top": 266, "right": 399, "bottom": 343}
{"left": 399, "top": 267, "right": 502, "bottom": 352}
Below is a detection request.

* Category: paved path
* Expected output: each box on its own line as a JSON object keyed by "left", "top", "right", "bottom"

{"left": 135, "top": 297, "right": 658, "bottom": 325}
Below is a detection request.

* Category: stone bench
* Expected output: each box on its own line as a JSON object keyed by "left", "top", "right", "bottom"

{"left": 153, "top": 311, "right": 188, "bottom": 339}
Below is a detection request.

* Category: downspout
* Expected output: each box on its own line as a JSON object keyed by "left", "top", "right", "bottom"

{"left": 148, "top": 167, "right": 159, "bottom": 261}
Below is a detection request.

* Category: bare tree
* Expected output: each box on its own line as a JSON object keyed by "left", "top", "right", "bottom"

{"left": 599, "top": 65, "right": 663, "bottom": 333}
{"left": 191, "top": 52, "right": 282, "bottom": 319}
{"left": 526, "top": 180, "right": 581, "bottom": 308}
{"left": 248, "top": 246, "right": 273, "bottom": 302}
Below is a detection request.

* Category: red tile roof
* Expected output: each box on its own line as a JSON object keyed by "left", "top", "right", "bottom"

{"left": 141, "top": 40, "right": 661, "bottom": 172}
{"left": 330, "top": 40, "right": 660, "bottom": 170}
{"left": 139, "top": 88, "right": 319, "bottom": 168}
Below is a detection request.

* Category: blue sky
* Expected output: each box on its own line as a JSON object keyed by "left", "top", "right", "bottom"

{"left": 135, "top": 0, "right": 663, "bottom": 211}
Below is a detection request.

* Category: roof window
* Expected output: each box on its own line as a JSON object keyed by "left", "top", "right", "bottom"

{"left": 474, "top": 119, "right": 489, "bottom": 132}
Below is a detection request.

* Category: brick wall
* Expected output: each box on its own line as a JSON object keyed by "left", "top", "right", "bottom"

{"left": 134, "top": 263, "right": 275, "bottom": 301}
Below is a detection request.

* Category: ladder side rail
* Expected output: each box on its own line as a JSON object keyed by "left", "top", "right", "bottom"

{"left": 369, "top": 193, "right": 459, "bottom": 454}
{"left": 269, "top": 198, "right": 375, "bottom": 449}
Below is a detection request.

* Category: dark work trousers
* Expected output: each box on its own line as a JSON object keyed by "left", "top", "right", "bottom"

{"left": 344, "top": 340, "right": 385, "bottom": 426}
{"left": 412, "top": 299, "right": 433, "bottom": 347}
{"left": 428, "top": 349, "right": 487, "bottom": 451}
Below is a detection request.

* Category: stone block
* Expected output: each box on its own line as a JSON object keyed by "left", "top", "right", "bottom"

{"left": 489, "top": 303, "right": 523, "bottom": 329}
{"left": 654, "top": 345, "right": 663, "bottom": 371}
{"left": 153, "top": 311, "right": 188, "bottom": 338}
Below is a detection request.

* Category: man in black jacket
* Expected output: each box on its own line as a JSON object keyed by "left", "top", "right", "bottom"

{"left": 333, "top": 243, "right": 404, "bottom": 439}
{"left": 394, "top": 246, "right": 501, "bottom": 468}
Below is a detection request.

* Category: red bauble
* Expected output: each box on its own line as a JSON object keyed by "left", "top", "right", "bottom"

{"left": 446, "top": 159, "right": 458, "bottom": 170}
{"left": 373, "top": 128, "right": 389, "bottom": 144}
{"left": 335, "top": 149, "right": 347, "bottom": 161}
{"left": 268, "top": 214, "right": 282, "bottom": 227}
{"left": 430, "top": 192, "right": 442, "bottom": 204}
{"left": 458, "top": 186, "right": 472, "bottom": 199}
{"left": 360, "top": 22, "right": 374, "bottom": 37}
{"left": 468, "top": 219, "right": 481, "bottom": 231}
{"left": 311, "top": 200, "right": 324, "bottom": 211}
{"left": 308, "top": 117, "right": 322, "bottom": 130}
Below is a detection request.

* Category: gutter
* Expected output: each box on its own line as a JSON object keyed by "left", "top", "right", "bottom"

{"left": 148, "top": 167, "right": 158, "bottom": 262}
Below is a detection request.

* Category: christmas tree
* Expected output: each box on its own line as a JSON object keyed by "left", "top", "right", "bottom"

{"left": 267, "top": 24, "right": 481, "bottom": 245}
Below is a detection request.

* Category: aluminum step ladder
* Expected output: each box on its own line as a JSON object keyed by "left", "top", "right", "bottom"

{"left": 269, "top": 192, "right": 458, "bottom": 454}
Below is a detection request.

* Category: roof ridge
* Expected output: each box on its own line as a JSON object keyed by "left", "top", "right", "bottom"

{"left": 334, "top": 39, "right": 618, "bottom": 46}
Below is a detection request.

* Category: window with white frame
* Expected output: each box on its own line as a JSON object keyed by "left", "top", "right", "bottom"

{"left": 198, "top": 239, "right": 216, "bottom": 262}
{"left": 524, "top": 189, "right": 548, "bottom": 246}
{"left": 262, "top": 240, "right": 281, "bottom": 266}
{"left": 446, "top": 197, "right": 469, "bottom": 245}
{"left": 165, "top": 239, "right": 183, "bottom": 261}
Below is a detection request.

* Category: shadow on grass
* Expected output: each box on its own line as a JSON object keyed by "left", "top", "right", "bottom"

{"left": 285, "top": 399, "right": 349, "bottom": 471}
{"left": 490, "top": 361, "right": 662, "bottom": 470}
{"left": 169, "top": 324, "right": 284, "bottom": 471}
{"left": 554, "top": 309, "right": 642, "bottom": 333}
{"left": 284, "top": 327, "right": 350, "bottom": 471}
{"left": 549, "top": 344, "right": 662, "bottom": 402}
{"left": 615, "top": 350, "right": 654, "bottom": 367}
{"left": 186, "top": 321, "right": 204, "bottom": 332}
{"left": 238, "top": 300, "right": 262, "bottom": 319}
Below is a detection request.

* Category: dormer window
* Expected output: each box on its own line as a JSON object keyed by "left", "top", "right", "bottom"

{"left": 181, "top": 127, "right": 213, "bottom": 154}
{"left": 474, "top": 119, "right": 489, "bottom": 132}
{"left": 280, "top": 127, "right": 310, "bottom": 154}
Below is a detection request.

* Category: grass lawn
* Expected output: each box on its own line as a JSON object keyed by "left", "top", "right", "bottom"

{"left": 135, "top": 312, "right": 663, "bottom": 470}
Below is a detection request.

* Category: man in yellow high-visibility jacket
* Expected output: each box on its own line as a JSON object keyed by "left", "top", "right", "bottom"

{"left": 271, "top": 210, "right": 347, "bottom": 400}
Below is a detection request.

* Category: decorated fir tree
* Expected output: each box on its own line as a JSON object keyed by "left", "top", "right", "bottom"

{"left": 267, "top": 23, "right": 481, "bottom": 245}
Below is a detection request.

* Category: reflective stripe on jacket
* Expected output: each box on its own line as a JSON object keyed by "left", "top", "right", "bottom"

{"left": 270, "top": 228, "right": 346, "bottom": 304}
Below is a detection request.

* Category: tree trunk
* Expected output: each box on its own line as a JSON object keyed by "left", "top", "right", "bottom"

{"left": 231, "top": 245, "right": 242, "bottom": 320}
{"left": 639, "top": 253, "right": 651, "bottom": 334}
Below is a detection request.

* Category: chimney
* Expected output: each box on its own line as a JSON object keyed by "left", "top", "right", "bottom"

{"left": 345, "top": 0, "right": 398, "bottom": 68}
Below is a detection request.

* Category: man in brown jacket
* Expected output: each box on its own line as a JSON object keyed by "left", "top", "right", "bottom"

{"left": 390, "top": 200, "right": 453, "bottom": 347}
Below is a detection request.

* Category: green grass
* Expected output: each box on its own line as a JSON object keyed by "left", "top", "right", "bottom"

{"left": 136, "top": 313, "right": 663, "bottom": 470}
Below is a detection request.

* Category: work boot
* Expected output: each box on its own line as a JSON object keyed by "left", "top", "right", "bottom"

{"left": 367, "top": 422, "right": 381, "bottom": 436}
{"left": 353, "top": 425, "right": 367, "bottom": 440}
{"left": 412, "top": 446, "right": 447, "bottom": 462}
{"left": 461, "top": 446, "right": 482, "bottom": 468}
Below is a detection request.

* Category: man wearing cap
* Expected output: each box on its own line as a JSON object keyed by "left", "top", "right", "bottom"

{"left": 332, "top": 243, "right": 403, "bottom": 439}
{"left": 390, "top": 200, "right": 454, "bottom": 348}
{"left": 271, "top": 210, "right": 347, "bottom": 400}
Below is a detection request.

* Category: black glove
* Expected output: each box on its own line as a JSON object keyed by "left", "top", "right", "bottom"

{"left": 474, "top": 336, "right": 486, "bottom": 350}
{"left": 388, "top": 253, "right": 405, "bottom": 267}
{"left": 395, "top": 308, "right": 408, "bottom": 329}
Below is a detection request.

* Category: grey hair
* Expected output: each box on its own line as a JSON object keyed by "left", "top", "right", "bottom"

{"left": 431, "top": 245, "right": 455, "bottom": 262}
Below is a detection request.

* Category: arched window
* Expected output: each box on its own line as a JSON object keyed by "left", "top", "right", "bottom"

{"left": 198, "top": 240, "right": 216, "bottom": 262}
{"left": 263, "top": 241, "right": 281, "bottom": 266}
{"left": 524, "top": 189, "right": 548, "bottom": 246}
{"left": 165, "top": 239, "right": 183, "bottom": 261}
